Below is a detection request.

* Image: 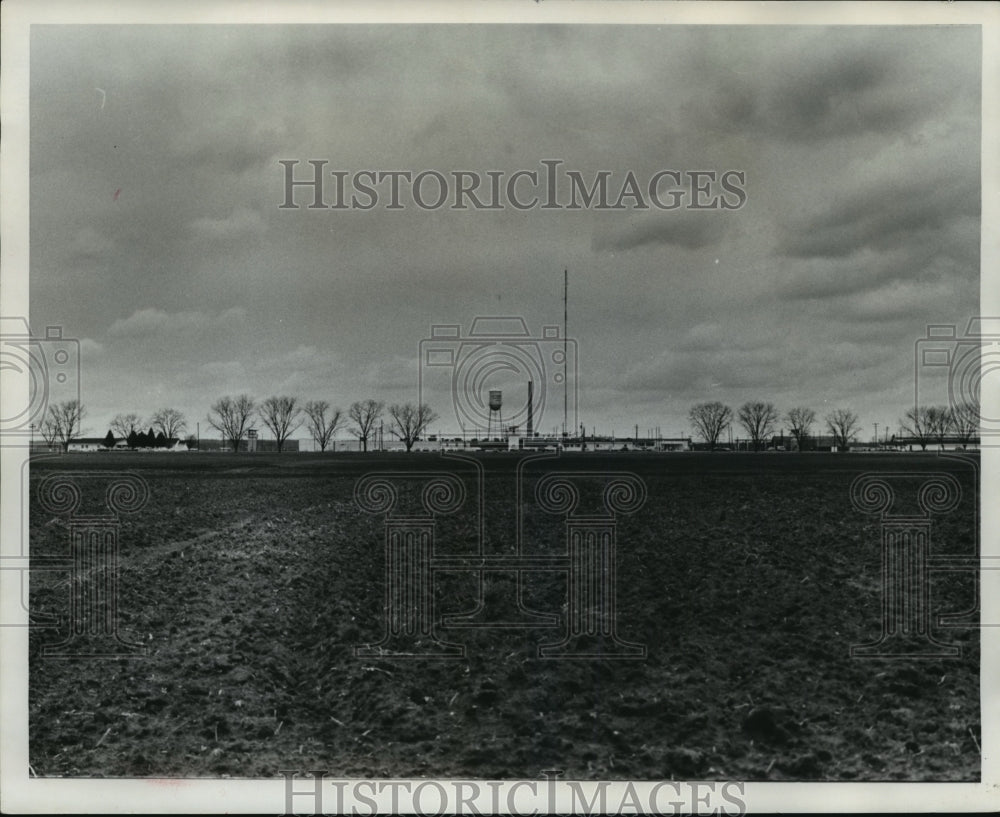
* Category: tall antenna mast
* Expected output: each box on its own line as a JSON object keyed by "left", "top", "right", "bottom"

{"left": 563, "top": 268, "right": 568, "bottom": 437}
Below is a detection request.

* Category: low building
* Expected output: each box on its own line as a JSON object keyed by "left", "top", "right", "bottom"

{"left": 66, "top": 437, "right": 109, "bottom": 452}
{"left": 195, "top": 437, "right": 299, "bottom": 452}
{"left": 66, "top": 436, "right": 188, "bottom": 452}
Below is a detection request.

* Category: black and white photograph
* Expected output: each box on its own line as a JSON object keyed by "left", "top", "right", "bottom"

{"left": 1, "top": 1, "right": 998, "bottom": 813}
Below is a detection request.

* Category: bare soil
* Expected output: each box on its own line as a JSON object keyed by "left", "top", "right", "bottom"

{"left": 28, "top": 451, "right": 980, "bottom": 780}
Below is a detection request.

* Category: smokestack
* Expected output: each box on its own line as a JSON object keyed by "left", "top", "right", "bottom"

{"left": 527, "top": 380, "right": 534, "bottom": 438}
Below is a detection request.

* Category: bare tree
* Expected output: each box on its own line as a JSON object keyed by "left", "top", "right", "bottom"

{"left": 825, "top": 408, "right": 860, "bottom": 452}
{"left": 349, "top": 399, "right": 384, "bottom": 452}
{"left": 926, "top": 405, "right": 953, "bottom": 450}
{"left": 150, "top": 407, "right": 187, "bottom": 440}
{"left": 304, "top": 400, "right": 344, "bottom": 452}
{"left": 38, "top": 412, "right": 61, "bottom": 449}
{"left": 737, "top": 401, "right": 779, "bottom": 451}
{"left": 47, "top": 399, "right": 86, "bottom": 452}
{"left": 257, "top": 396, "right": 302, "bottom": 453}
{"left": 952, "top": 399, "right": 979, "bottom": 449}
{"left": 389, "top": 402, "right": 439, "bottom": 452}
{"left": 110, "top": 412, "right": 143, "bottom": 440}
{"left": 900, "top": 406, "right": 935, "bottom": 451}
{"left": 785, "top": 406, "right": 816, "bottom": 452}
{"left": 207, "top": 394, "right": 256, "bottom": 452}
{"left": 688, "top": 401, "right": 732, "bottom": 450}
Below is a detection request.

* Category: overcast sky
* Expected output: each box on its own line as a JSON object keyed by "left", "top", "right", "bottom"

{"left": 29, "top": 24, "right": 981, "bottom": 442}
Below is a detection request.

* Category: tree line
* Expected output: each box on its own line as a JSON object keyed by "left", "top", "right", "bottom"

{"left": 205, "top": 395, "right": 439, "bottom": 453}
{"left": 897, "top": 403, "right": 979, "bottom": 451}
{"left": 35, "top": 395, "right": 439, "bottom": 453}
{"left": 35, "top": 403, "right": 191, "bottom": 452}
{"left": 688, "top": 398, "right": 980, "bottom": 452}
{"left": 34, "top": 394, "right": 980, "bottom": 454}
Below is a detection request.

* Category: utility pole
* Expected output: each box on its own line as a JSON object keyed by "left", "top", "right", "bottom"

{"left": 874, "top": 422, "right": 878, "bottom": 448}
{"left": 563, "top": 268, "right": 568, "bottom": 438}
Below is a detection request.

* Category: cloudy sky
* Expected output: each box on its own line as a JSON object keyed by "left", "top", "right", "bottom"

{"left": 29, "top": 23, "right": 981, "bottom": 442}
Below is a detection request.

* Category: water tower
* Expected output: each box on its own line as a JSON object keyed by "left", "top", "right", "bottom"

{"left": 526, "top": 380, "right": 534, "bottom": 438}
{"left": 487, "top": 389, "right": 503, "bottom": 440}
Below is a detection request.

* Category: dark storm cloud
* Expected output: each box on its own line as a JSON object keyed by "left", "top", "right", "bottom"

{"left": 692, "top": 26, "right": 979, "bottom": 144}
{"left": 778, "top": 235, "right": 979, "bottom": 300}
{"left": 591, "top": 211, "right": 729, "bottom": 253}
{"left": 26, "top": 23, "right": 982, "bottom": 437}
{"left": 744, "top": 52, "right": 913, "bottom": 143}
{"left": 779, "top": 167, "right": 979, "bottom": 260}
